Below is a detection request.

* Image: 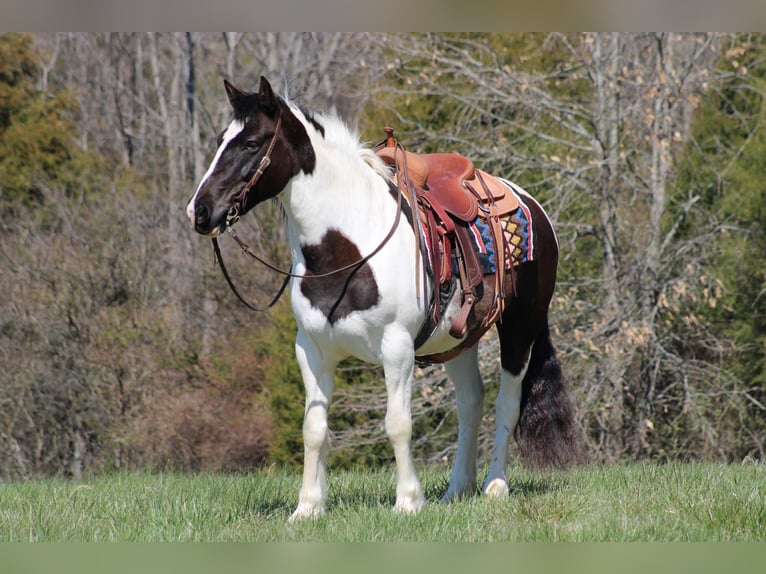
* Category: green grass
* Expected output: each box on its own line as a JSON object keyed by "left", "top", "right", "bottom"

{"left": 0, "top": 462, "right": 764, "bottom": 541}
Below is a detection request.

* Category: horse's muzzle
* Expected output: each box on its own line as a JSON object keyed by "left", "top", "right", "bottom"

{"left": 188, "top": 201, "right": 224, "bottom": 237}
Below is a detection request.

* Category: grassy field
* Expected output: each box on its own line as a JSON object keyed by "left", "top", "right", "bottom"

{"left": 0, "top": 462, "right": 763, "bottom": 542}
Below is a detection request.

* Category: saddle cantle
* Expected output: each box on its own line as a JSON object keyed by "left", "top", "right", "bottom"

{"left": 375, "top": 128, "right": 522, "bottom": 362}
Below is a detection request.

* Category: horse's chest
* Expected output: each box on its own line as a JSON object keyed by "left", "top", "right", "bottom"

{"left": 297, "top": 228, "right": 380, "bottom": 325}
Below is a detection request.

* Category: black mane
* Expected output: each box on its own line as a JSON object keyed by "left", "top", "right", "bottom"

{"left": 300, "top": 106, "right": 325, "bottom": 137}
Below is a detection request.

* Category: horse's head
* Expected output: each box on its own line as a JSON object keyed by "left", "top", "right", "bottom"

{"left": 186, "top": 76, "right": 315, "bottom": 236}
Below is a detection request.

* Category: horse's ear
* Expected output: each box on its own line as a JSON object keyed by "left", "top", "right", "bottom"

{"left": 224, "top": 79, "right": 246, "bottom": 110}
{"left": 258, "top": 76, "right": 277, "bottom": 116}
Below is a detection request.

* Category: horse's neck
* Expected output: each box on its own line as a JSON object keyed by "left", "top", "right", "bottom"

{"left": 282, "top": 149, "right": 392, "bottom": 248}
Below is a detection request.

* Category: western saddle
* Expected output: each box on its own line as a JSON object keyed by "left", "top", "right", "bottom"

{"left": 375, "top": 128, "right": 521, "bottom": 362}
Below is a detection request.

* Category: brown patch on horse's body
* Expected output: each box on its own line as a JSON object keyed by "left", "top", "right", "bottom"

{"left": 299, "top": 229, "right": 380, "bottom": 324}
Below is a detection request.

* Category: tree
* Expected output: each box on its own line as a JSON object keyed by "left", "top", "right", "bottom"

{"left": 0, "top": 33, "right": 94, "bottom": 212}
{"left": 671, "top": 33, "right": 766, "bottom": 458}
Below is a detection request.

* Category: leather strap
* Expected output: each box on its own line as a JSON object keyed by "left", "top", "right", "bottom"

{"left": 212, "top": 236, "right": 290, "bottom": 312}
{"left": 226, "top": 116, "right": 283, "bottom": 228}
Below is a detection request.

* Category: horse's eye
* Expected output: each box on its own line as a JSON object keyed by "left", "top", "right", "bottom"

{"left": 244, "top": 140, "right": 260, "bottom": 152}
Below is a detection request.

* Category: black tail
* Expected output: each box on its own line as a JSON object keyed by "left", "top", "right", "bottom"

{"left": 516, "top": 323, "right": 586, "bottom": 468}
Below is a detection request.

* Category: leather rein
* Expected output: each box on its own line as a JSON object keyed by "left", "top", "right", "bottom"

{"left": 211, "top": 118, "right": 405, "bottom": 312}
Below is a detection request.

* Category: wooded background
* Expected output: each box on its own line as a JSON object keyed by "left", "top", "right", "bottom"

{"left": 1, "top": 32, "right": 764, "bottom": 480}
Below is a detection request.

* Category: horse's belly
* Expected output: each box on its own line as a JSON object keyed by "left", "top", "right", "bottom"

{"left": 291, "top": 276, "right": 465, "bottom": 362}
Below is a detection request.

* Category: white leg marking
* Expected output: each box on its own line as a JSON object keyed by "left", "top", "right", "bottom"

{"left": 483, "top": 362, "right": 529, "bottom": 498}
{"left": 442, "top": 346, "right": 485, "bottom": 502}
{"left": 289, "top": 330, "right": 337, "bottom": 521}
{"left": 382, "top": 327, "right": 425, "bottom": 514}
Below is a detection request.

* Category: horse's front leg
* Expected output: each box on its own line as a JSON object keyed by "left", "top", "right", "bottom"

{"left": 289, "top": 329, "right": 338, "bottom": 521}
{"left": 382, "top": 326, "right": 425, "bottom": 514}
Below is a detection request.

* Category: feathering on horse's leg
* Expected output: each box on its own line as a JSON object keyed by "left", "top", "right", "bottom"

{"left": 382, "top": 326, "right": 425, "bottom": 514}
{"left": 289, "top": 330, "right": 337, "bottom": 521}
{"left": 442, "top": 345, "right": 485, "bottom": 502}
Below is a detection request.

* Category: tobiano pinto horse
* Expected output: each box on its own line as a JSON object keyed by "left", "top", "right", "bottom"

{"left": 186, "top": 76, "right": 583, "bottom": 520}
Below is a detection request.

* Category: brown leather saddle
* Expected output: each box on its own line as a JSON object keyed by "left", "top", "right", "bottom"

{"left": 375, "top": 128, "right": 521, "bottom": 362}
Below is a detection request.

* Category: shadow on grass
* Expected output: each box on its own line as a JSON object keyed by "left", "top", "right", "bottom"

{"left": 249, "top": 493, "right": 293, "bottom": 519}
{"left": 246, "top": 467, "right": 557, "bottom": 518}
{"left": 507, "top": 476, "right": 555, "bottom": 497}
{"left": 244, "top": 472, "right": 295, "bottom": 520}
{"left": 424, "top": 469, "right": 557, "bottom": 501}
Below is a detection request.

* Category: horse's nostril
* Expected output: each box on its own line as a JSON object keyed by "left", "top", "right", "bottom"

{"left": 195, "top": 203, "right": 210, "bottom": 224}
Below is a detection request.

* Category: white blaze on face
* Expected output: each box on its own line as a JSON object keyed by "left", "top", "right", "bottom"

{"left": 186, "top": 119, "right": 245, "bottom": 224}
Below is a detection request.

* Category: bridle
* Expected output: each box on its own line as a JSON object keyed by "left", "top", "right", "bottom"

{"left": 211, "top": 113, "right": 286, "bottom": 312}
{"left": 210, "top": 116, "right": 406, "bottom": 312}
{"left": 224, "top": 115, "right": 283, "bottom": 229}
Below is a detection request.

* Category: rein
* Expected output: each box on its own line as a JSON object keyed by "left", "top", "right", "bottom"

{"left": 212, "top": 235, "right": 290, "bottom": 312}
{"left": 211, "top": 125, "right": 406, "bottom": 312}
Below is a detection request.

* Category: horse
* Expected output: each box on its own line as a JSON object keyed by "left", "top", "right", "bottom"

{"left": 186, "top": 76, "right": 583, "bottom": 520}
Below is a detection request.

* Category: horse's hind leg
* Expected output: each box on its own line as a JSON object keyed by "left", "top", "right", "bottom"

{"left": 483, "top": 317, "right": 536, "bottom": 498}
{"left": 290, "top": 329, "right": 338, "bottom": 521}
{"left": 442, "top": 345, "right": 485, "bottom": 501}
{"left": 382, "top": 325, "right": 425, "bottom": 514}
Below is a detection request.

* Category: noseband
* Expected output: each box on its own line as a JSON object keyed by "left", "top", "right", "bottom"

{"left": 225, "top": 115, "right": 283, "bottom": 229}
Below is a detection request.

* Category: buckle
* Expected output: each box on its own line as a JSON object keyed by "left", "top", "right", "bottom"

{"left": 226, "top": 205, "right": 240, "bottom": 228}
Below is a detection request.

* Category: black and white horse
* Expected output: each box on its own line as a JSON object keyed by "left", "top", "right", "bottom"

{"left": 186, "top": 77, "right": 582, "bottom": 520}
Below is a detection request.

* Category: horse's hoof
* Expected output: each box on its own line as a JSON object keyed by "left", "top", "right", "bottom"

{"left": 439, "top": 491, "right": 457, "bottom": 504}
{"left": 288, "top": 503, "right": 324, "bottom": 522}
{"left": 393, "top": 495, "right": 425, "bottom": 515}
{"left": 483, "top": 478, "right": 509, "bottom": 498}
{"left": 440, "top": 483, "right": 477, "bottom": 503}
